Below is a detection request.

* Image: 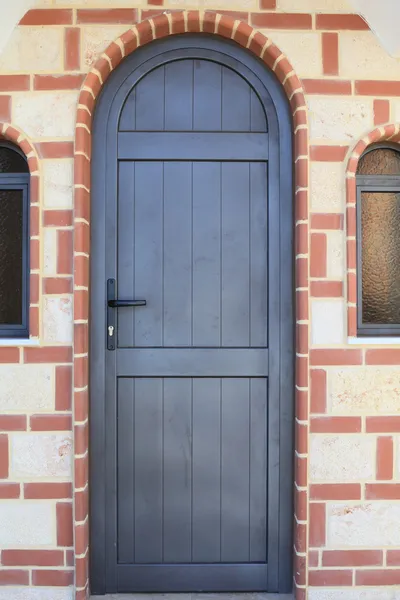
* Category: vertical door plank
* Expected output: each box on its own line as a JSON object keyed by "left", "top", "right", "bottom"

{"left": 221, "top": 163, "right": 250, "bottom": 347}
{"left": 163, "top": 378, "right": 193, "bottom": 562}
{"left": 117, "top": 378, "right": 135, "bottom": 564}
{"left": 163, "top": 162, "right": 192, "bottom": 346}
{"left": 134, "top": 378, "right": 163, "bottom": 563}
{"left": 220, "top": 378, "right": 250, "bottom": 562}
{"left": 193, "top": 61, "right": 222, "bottom": 131}
{"left": 133, "top": 162, "right": 164, "bottom": 347}
{"left": 119, "top": 87, "right": 137, "bottom": 131}
{"left": 222, "top": 67, "right": 251, "bottom": 131}
{"left": 165, "top": 61, "right": 194, "bottom": 130}
{"left": 192, "top": 162, "right": 221, "bottom": 347}
{"left": 250, "top": 89, "right": 268, "bottom": 133}
{"left": 192, "top": 378, "right": 221, "bottom": 562}
{"left": 134, "top": 65, "right": 165, "bottom": 130}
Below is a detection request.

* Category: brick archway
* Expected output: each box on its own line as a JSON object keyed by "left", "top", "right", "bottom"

{"left": 73, "top": 12, "right": 309, "bottom": 599}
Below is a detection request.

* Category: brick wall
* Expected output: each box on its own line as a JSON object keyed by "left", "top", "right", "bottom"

{"left": 0, "top": 1, "right": 400, "bottom": 599}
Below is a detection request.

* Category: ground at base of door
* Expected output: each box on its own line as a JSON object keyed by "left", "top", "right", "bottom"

{"left": 91, "top": 594, "right": 294, "bottom": 599}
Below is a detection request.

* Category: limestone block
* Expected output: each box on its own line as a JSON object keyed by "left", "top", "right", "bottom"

{"left": 43, "top": 296, "right": 73, "bottom": 344}
{"left": 10, "top": 434, "right": 72, "bottom": 478}
{"left": 327, "top": 230, "right": 345, "bottom": 280}
{"left": 340, "top": 32, "right": 400, "bottom": 80}
{"left": 43, "top": 160, "right": 73, "bottom": 209}
{"left": 328, "top": 502, "right": 400, "bottom": 546}
{"left": 0, "top": 364, "right": 53, "bottom": 412}
{"left": 310, "top": 435, "right": 374, "bottom": 481}
{"left": 308, "top": 98, "right": 372, "bottom": 143}
{"left": 82, "top": 26, "right": 132, "bottom": 69}
{"left": 0, "top": 27, "right": 62, "bottom": 73}
{"left": 44, "top": 228, "right": 57, "bottom": 276}
{"left": 311, "top": 300, "right": 345, "bottom": 346}
{"left": 309, "top": 589, "right": 400, "bottom": 600}
{"left": 259, "top": 32, "right": 321, "bottom": 78}
{"left": 329, "top": 368, "right": 400, "bottom": 414}
{"left": 278, "top": 0, "right": 352, "bottom": 9}
{"left": 310, "top": 162, "right": 344, "bottom": 213}
{"left": 0, "top": 590, "right": 73, "bottom": 600}
{"left": 14, "top": 92, "right": 78, "bottom": 139}
{"left": 0, "top": 502, "right": 54, "bottom": 547}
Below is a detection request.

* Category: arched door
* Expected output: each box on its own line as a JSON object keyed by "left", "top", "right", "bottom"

{"left": 90, "top": 34, "right": 293, "bottom": 595}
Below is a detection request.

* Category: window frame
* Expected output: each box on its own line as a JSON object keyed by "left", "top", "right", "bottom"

{"left": 356, "top": 143, "right": 400, "bottom": 336}
{"left": 0, "top": 142, "right": 30, "bottom": 338}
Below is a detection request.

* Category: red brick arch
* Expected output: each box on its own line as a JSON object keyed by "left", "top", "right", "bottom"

{"left": 345, "top": 124, "right": 400, "bottom": 338}
{"left": 73, "top": 12, "right": 309, "bottom": 599}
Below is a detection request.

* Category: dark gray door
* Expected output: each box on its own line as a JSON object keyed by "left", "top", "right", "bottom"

{"left": 90, "top": 36, "right": 293, "bottom": 595}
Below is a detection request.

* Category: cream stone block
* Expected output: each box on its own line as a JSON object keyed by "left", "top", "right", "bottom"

{"left": 44, "top": 228, "right": 57, "bottom": 275}
{"left": 328, "top": 502, "right": 400, "bottom": 546}
{"left": 311, "top": 300, "right": 344, "bottom": 346}
{"left": 309, "top": 590, "right": 400, "bottom": 600}
{"left": 0, "top": 590, "right": 73, "bottom": 600}
{"left": 43, "top": 160, "right": 73, "bottom": 209}
{"left": 310, "top": 162, "right": 344, "bottom": 213}
{"left": 308, "top": 98, "right": 372, "bottom": 143}
{"left": 260, "top": 32, "right": 321, "bottom": 78}
{"left": 327, "top": 230, "right": 345, "bottom": 280}
{"left": 82, "top": 26, "right": 132, "bottom": 69}
{"left": 0, "top": 502, "right": 54, "bottom": 547}
{"left": 14, "top": 92, "right": 78, "bottom": 139}
{"left": 10, "top": 433, "right": 72, "bottom": 479}
{"left": 0, "top": 364, "right": 53, "bottom": 412}
{"left": 278, "top": 0, "right": 352, "bottom": 9}
{"left": 57, "top": 0, "right": 144, "bottom": 4}
{"left": 310, "top": 435, "right": 374, "bottom": 481}
{"left": 340, "top": 32, "right": 400, "bottom": 80}
{"left": 329, "top": 367, "right": 400, "bottom": 414}
{"left": 391, "top": 100, "right": 400, "bottom": 124}
{"left": 43, "top": 296, "right": 73, "bottom": 344}
{"left": 0, "top": 27, "right": 62, "bottom": 73}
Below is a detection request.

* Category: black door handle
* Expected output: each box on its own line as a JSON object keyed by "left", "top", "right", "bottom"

{"left": 108, "top": 299, "right": 146, "bottom": 308}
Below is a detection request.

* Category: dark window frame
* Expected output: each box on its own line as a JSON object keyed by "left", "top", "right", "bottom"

{"left": 356, "top": 142, "right": 400, "bottom": 336}
{"left": 0, "top": 142, "right": 30, "bottom": 338}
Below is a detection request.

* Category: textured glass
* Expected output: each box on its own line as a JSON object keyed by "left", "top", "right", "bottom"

{"left": 358, "top": 148, "right": 400, "bottom": 175}
{"left": 0, "top": 189, "right": 23, "bottom": 325}
{"left": 0, "top": 147, "right": 28, "bottom": 174}
{"left": 362, "top": 191, "right": 400, "bottom": 324}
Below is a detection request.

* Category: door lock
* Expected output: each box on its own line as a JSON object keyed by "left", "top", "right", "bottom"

{"left": 108, "top": 325, "right": 114, "bottom": 337}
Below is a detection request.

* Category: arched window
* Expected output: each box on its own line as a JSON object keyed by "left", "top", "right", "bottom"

{"left": 356, "top": 143, "right": 400, "bottom": 336}
{"left": 0, "top": 142, "right": 29, "bottom": 338}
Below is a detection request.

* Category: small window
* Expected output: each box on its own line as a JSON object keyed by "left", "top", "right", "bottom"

{"left": 357, "top": 143, "right": 400, "bottom": 336}
{"left": 0, "top": 143, "right": 29, "bottom": 338}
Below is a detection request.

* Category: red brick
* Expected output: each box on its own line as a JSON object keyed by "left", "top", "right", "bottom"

{"left": 66, "top": 549, "right": 74, "bottom": 567}
{"left": 32, "top": 570, "right": 74, "bottom": 587}
{"left": 366, "top": 416, "right": 400, "bottom": 433}
{"left": 43, "top": 277, "right": 73, "bottom": 294}
{"left": 0, "top": 415, "right": 26, "bottom": 431}
{"left": 30, "top": 273, "right": 40, "bottom": 305}
{"left": 77, "top": 8, "right": 138, "bottom": 23}
{"left": 316, "top": 14, "right": 368, "bottom": 30}
{"left": 0, "top": 570, "right": 29, "bottom": 585}
{"left": 374, "top": 99, "right": 390, "bottom": 125}
{"left": 295, "top": 522, "right": 307, "bottom": 554}
{"left": 75, "top": 454, "right": 89, "bottom": 489}
{"left": 366, "top": 483, "right": 400, "bottom": 500}
{"left": 30, "top": 414, "right": 72, "bottom": 431}
{"left": 296, "top": 323, "right": 308, "bottom": 355}
{"left": 377, "top": 436, "right": 393, "bottom": 480}
{"left": 347, "top": 206, "right": 356, "bottom": 238}
{"left": 251, "top": 12, "right": 312, "bottom": 28}
{"left": 296, "top": 355, "right": 308, "bottom": 388}
{"left": 2, "top": 550, "right": 64, "bottom": 567}
{"left": 297, "top": 289, "right": 308, "bottom": 321}
{"left": 30, "top": 306, "right": 39, "bottom": 338}
{"left": 0, "top": 348, "right": 19, "bottom": 363}
{"left": 323, "top": 550, "right": 383, "bottom": 567}
{"left": 0, "top": 435, "right": 8, "bottom": 478}
{"left": 24, "top": 347, "right": 72, "bottom": 363}
{"left": 57, "top": 503, "right": 73, "bottom": 547}
{"left": 310, "top": 369, "right": 326, "bottom": 414}
{"left": 44, "top": 209, "right": 73, "bottom": 227}
{"left": 56, "top": 365, "right": 72, "bottom": 411}
{"left": 76, "top": 555, "right": 89, "bottom": 588}
{"left": 260, "top": 0, "right": 276, "bottom": 7}
{"left": 310, "top": 349, "right": 362, "bottom": 366}
{"left": 366, "top": 349, "right": 400, "bottom": 365}
{"left": 347, "top": 238, "right": 357, "bottom": 269}
{"left": 57, "top": 230, "right": 73, "bottom": 275}
{"left": 310, "top": 416, "right": 361, "bottom": 433}
{"left": 0, "top": 96, "right": 11, "bottom": 121}
{"left": 310, "top": 483, "right": 361, "bottom": 501}
{"left": 296, "top": 389, "right": 308, "bottom": 422}
{"left": 148, "top": 0, "right": 164, "bottom": 5}
{"left": 296, "top": 257, "right": 308, "bottom": 289}
{"left": 310, "top": 146, "right": 348, "bottom": 162}
{"left": 309, "top": 569, "right": 352, "bottom": 586}
{"left": 75, "top": 487, "right": 89, "bottom": 522}
{"left": 295, "top": 488, "right": 307, "bottom": 521}
{"left": 356, "top": 80, "right": 400, "bottom": 96}
{"left": 310, "top": 281, "right": 343, "bottom": 297}
{"left": 74, "top": 388, "right": 89, "bottom": 422}
{"left": 75, "top": 323, "right": 88, "bottom": 356}
{"left": 24, "top": 482, "right": 72, "bottom": 500}
{"left": 295, "top": 156, "right": 308, "bottom": 188}
{"left": 296, "top": 455, "right": 307, "bottom": 487}
{"left": 309, "top": 550, "right": 319, "bottom": 568}
{"left": 75, "top": 290, "right": 89, "bottom": 321}
{"left": 302, "top": 79, "right": 352, "bottom": 95}
{"left": 76, "top": 520, "right": 89, "bottom": 556}
{"left": 34, "top": 75, "right": 85, "bottom": 91}
{"left": 356, "top": 569, "right": 400, "bottom": 585}
{"left": 310, "top": 233, "right": 327, "bottom": 277}
{"left": 20, "top": 9, "right": 72, "bottom": 25}
{"left": 75, "top": 221, "right": 90, "bottom": 254}
{"left": 75, "top": 421, "right": 89, "bottom": 456}
{"left": 387, "top": 550, "right": 400, "bottom": 566}
{"left": 309, "top": 503, "right": 326, "bottom": 547}
{"left": 296, "top": 421, "right": 308, "bottom": 455}
{"left": 322, "top": 32, "right": 338, "bottom": 75}
{"left": 0, "top": 483, "right": 20, "bottom": 499}
{"left": 65, "top": 28, "right": 80, "bottom": 71}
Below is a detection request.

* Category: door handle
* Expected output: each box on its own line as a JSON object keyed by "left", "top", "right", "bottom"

{"left": 106, "top": 278, "right": 146, "bottom": 351}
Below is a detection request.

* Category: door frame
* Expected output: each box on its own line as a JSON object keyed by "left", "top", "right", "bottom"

{"left": 85, "top": 28, "right": 297, "bottom": 597}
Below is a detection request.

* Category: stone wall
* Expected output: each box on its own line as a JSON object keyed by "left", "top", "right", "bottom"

{"left": 0, "top": 1, "right": 400, "bottom": 599}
